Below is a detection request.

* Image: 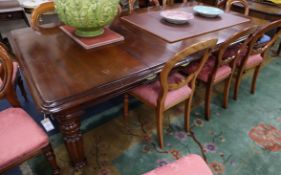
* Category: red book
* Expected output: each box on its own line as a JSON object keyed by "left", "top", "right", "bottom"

{"left": 60, "top": 25, "right": 124, "bottom": 49}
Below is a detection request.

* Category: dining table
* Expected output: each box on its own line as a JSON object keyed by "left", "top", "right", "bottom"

{"left": 7, "top": 2, "right": 267, "bottom": 170}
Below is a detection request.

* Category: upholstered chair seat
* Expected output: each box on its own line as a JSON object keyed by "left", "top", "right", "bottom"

{"left": 0, "top": 108, "right": 49, "bottom": 170}
{"left": 186, "top": 57, "right": 232, "bottom": 84}
{"left": 143, "top": 154, "right": 213, "bottom": 175}
{"left": 237, "top": 54, "right": 263, "bottom": 69}
{"left": 131, "top": 73, "right": 192, "bottom": 110}
{"left": 124, "top": 39, "right": 217, "bottom": 148}
{"left": 183, "top": 27, "right": 257, "bottom": 120}
{"left": 0, "top": 42, "right": 60, "bottom": 174}
{"left": 233, "top": 20, "right": 281, "bottom": 100}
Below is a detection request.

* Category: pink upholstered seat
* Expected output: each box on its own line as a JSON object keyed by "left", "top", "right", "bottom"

{"left": 186, "top": 57, "right": 232, "bottom": 83}
{"left": 0, "top": 108, "right": 49, "bottom": 169}
{"left": 238, "top": 54, "right": 263, "bottom": 69}
{"left": 131, "top": 73, "right": 192, "bottom": 109}
{"left": 143, "top": 154, "right": 213, "bottom": 175}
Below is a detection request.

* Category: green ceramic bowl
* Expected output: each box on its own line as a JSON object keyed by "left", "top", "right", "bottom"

{"left": 54, "top": 0, "right": 119, "bottom": 37}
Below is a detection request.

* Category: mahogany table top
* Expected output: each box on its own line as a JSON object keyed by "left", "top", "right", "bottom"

{"left": 121, "top": 6, "right": 251, "bottom": 43}
{"left": 8, "top": 4, "right": 265, "bottom": 114}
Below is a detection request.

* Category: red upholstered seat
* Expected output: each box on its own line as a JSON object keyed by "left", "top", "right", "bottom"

{"left": 131, "top": 73, "right": 192, "bottom": 109}
{"left": 0, "top": 108, "right": 49, "bottom": 170}
{"left": 186, "top": 57, "right": 232, "bottom": 83}
{"left": 143, "top": 154, "right": 213, "bottom": 175}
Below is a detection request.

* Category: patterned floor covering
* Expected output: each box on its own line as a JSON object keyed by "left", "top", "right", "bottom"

{"left": 22, "top": 49, "right": 281, "bottom": 175}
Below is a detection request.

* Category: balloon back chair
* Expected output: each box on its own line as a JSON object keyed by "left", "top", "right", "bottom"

{"left": 234, "top": 19, "right": 281, "bottom": 100}
{"left": 0, "top": 43, "right": 27, "bottom": 107}
{"left": 162, "top": 0, "right": 188, "bottom": 6}
{"left": 30, "top": 1, "right": 55, "bottom": 29}
{"left": 225, "top": 0, "right": 249, "bottom": 15}
{"left": 184, "top": 27, "right": 256, "bottom": 119}
{"left": 225, "top": 0, "right": 271, "bottom": 46}
{"left": 123, "top": 38, "right": 218, "bottom": 148}
{"left": 0, "top": 44, "right": 60, "bottom": 174}
{"left": 128, "top": 0, "right": 160, "bottom": 14}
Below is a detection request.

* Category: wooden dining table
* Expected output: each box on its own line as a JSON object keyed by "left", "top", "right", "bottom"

{"left": 7, "top": 3, "right": 266, "bottom": 170}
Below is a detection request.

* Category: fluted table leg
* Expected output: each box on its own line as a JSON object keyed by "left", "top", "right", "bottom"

{"left": 56, "top": 111, "right": 87, "bottom": 170}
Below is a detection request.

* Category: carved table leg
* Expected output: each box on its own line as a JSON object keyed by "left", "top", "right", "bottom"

{"left": 56, "top": 111, "right": 87, "bottom": 170}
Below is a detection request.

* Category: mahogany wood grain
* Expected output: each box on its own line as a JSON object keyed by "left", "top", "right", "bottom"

{"left": 121, "top": 6, "right": 251, "bottom": 43}
{"left": 8, "top": 3, "right": 266, "bottom": 170}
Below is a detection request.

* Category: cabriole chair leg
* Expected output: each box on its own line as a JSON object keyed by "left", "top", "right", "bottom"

{"left": 156, "top": 108, "right": 164, "bottom": 149}
{"left": 233, "top": 69, "right": 243, "bottom": 100}
{"left": 184, "top": 96, "right": 192, "bottom": 133}
{"left": 223, "top": 76, "right": 232, "bottom": 108}
{"left": 251, "top": 64, "right": 262, "bottom": 94}
{"left": 204, "top": 83, "right": 213, "bottom": 120}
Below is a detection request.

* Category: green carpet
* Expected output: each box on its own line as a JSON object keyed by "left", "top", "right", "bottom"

{"left": 28, "top": 50, "right": 281, "bottom": 175}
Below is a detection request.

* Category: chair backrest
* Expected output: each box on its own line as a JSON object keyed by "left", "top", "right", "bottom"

{"left": 240, "top": 19, "right": 281, "bottom": 69}
{"left": 158, "top": 38, "right": 217, "bottom": 104}
{"left": 212, "top": 26, "right": 257, "bottom": 72}
{"left": 225, "top": 0, "right": 249, "bottom": 15}
{"left": 0, "top": 43, "right": 13, "bottom": 99}
{"left": 31, "top": 1, "right": 55, "bottom": 29}
{"left": 162, "top": 0, "right": 188, "bottom": 6}
{"left": 217, "top": 0, "right": 227, "bottom": 8}
{"left": 129, "top": 0, "right": 160, "bottom": 14}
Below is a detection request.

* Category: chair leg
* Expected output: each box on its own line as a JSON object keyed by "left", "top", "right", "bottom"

{"left": 184, "top": 96, "right": 192, "bottom": 133}
{"left": 223, "top": 76, "right": 232, "bottom": 109}
{"left": 251, "top": 64, "right": 262, "bottom": 94}
{"left": 204, "top": 82, "right": 213, "bottom": 120}
{"left": 42, "top": 144, "right": 60, "bottom": 175}
{"left": 6, "top": 88, "right": 21, "bottom": 107}
{"left": 123, "top": 94, "right": 129, "bottom": 123}
{"left": 277, "top": 42, "right": 281, "bottom": 56}
{"left": 156, "top": 108, "right": 164, "bottom": 149}
{"left": 233, "top": 69, "right": 243, "bottom": 101}
{"left": 17, "top": 75, "right": 28, "bottom": 102}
